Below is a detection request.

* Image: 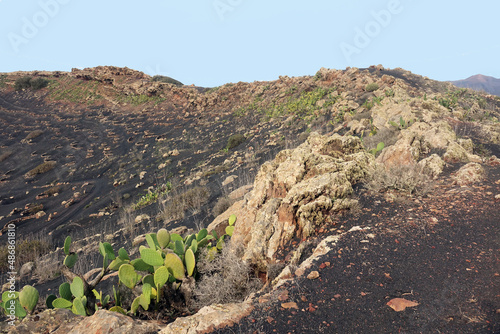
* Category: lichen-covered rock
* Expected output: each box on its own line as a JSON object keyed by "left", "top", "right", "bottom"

{"left": 418, "top": 154, "right": 446, "bottom": 178}
{"left": 228, "top": 132, "right": 374, "bottom": 271}
{"left": 443, "top": 142, "right": 472, "bottom": 163}
{"left": 453, "top": 162, "right": 485, "bottom": 185}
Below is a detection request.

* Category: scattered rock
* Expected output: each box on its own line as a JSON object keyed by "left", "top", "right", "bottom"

{"left": 386, "top": 298, "right": 419, "bottom": 312}
{"left": 222, "top": 175, "right": 238, "bottom": 187}
{"left": 134, "top": 214, "right": 150, "bottom": 224}
{"left": 453, "top": 162, "right": 485, "bottom": 185}
{"left": 418, "top": 154, "right": 445, "bottom": 178}
{"left": 307, "top": 271, "right": 320, "bottom": 280}
{"left": 19, "top": 262, "right": 35, "bottom": 278}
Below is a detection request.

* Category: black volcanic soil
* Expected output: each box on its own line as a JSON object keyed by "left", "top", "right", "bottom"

{"left": 212, "top": 162, "right": 500, "bottom": 334}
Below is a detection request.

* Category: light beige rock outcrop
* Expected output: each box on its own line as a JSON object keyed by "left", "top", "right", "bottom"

{"left": 229, "top": 132, "right": 374, "bottom": 271}
{"left": 160, "top": 299, "right": 254, "bottom": 334}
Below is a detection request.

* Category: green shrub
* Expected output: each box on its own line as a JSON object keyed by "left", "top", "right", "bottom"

{"left": 365, "top": 83, "right": 379, "bottom": 92}
{"left": 14, "top": 77, "right": 49, "bottom": 91}
{"left": 151, "top": 75, "right": 183, "bottom": 86}
{"left": 226, "top": 134, "right": 246, "bottom": 150}
{"left": 14, "top": 77, "right": 32, "bottom": 90}
{"left": 29, "top": 77, "right": 49, "bottom": 90}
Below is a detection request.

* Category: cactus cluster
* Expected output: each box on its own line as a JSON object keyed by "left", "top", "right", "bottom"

{"left": 1, "top": 216, "right": 239, "bottom": 320}
{"left": 0, "top": 285, "right": 39, "bottom": 320}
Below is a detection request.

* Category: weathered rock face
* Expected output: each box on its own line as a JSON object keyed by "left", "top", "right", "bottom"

{"left": 453, "top": 162, "right": 485, "bottom": 185}
{"left": 229, "top": 132, "right": 374, "bottom": 271}
{"left": 160, "top": 299, "right": 254, "bottom": 334}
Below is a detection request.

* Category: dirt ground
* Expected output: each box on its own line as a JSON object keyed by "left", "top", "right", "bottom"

{"left": 212, "top": 163, "right": 500, "bottom": 334}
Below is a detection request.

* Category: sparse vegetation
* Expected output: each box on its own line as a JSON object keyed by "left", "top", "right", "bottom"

{"left": 365, "top": 164, "right": 432, "bottom": 196}
{"left": 0, "top": 238, "right": 52, "bottom": 274}
{"left": 365, "top": 83, "right": 379, "bottom": 92}
{"left": 159, "top": 186, "right": 210, "bottom": 222}
{"left": 118, "top": 93, "right": 166, "bottom": 106}
{"left": 135, "top": 183, "right": 172, "bottom": 210}
{"left": 14, "top": 76, "right": 48, "bottom": 91}
{"left": 25, "top": 161, "right": 56, "bottom": 178}
{"left": 193, "top": 242, "right": 262, "bottom": 309}
{"left": 212, "top": 196, "right": 235, "bottom": 217}
{"left": 48, "top": 77, "right": 103, "bottom": 104}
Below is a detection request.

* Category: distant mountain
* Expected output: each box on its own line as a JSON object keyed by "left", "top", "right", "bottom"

{"left": 451, "top": 74, "right": 500, "bottom": 96}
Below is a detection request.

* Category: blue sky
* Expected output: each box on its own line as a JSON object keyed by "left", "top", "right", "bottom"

{"left": 0, "top": 0, "right": 498, "bottom": 87}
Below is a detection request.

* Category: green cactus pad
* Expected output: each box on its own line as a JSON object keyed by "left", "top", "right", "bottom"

{"left": 9, "top": 299, "right": 27, "bottom": 319}
{"left": 71, "top": 297, "right": 86, "bottom": 316}
{"left": 184, "top": 234, "right": 195, "bottom": 247}
{"left": 109, "top": 306, "right": 127, "bottom": 315}
{"left": 142, "top": 283, "right": 152, "bottom": 301}
{"left": 103, "top": 294, "right": 110, "bottom": 306}
{"left": 142, "top": 274, "right": 155, "bottom": 287}
{"left": 108, "top": 257, "right": 128, "bottom": 271}
{"left": 189, "top": 239, "right": 198, "bottom": 254}
{"left": 63, "top": 236, "right": 72, "bottom": 255}
{"left": 146, "top": 233, "right": 159, "bottom": 250}
{"left": 64, "top": 253, "right": 78, "bottom": 269}
{"left": 19, "top": 285, "right": 39, "bottom": 312}
{"left": 174, "top": 240, "right": 185, "bottom": 257}
{"left": 196, "top": 228, "right": 208, "bottom": 241}
{"left": 59, "top": 282, "right": 72, "bottom": 301}
{"left": 157, "top": 228, "right": 170, "bottom": 249}
{"left": 70, "top": 277, "right": 84, "bottom": 299}
{"left": 170, "top": 233, "right": 183, "bottom": 243}
{"left": 164, "top": 253, "right": 185, "bottom": 280}
{"left": 131, "top": 258, "right": 153, "bottom": 272}
{"left": 2, "top": 291, "right": 19, "bottom": 303}
{"left": 197, "top": 237, "right": 210, "bottom": 248}
{"left": 118, "top": 248, "right": 129, "bottom": 261}
{"left": 154, "top": 266, "right": 170, "bottom": 289}
{"left": 140, "top": 248, "right": 164, "bottom": 266}
{"left": 98, "top": 242, "right": 115, "bottom": 260}
{"left": 52, "top": 298, "right": 73, "bottom": 309}
{"left": 131, "top": 296, "right": 141, "bottom": 314}
{"left": 185, "top": 248, "right": 196, "bottom": 277}
{"left": 139, "top": 293, "right": 150, "bottom": 311}
{"left": 118, "top": 264, "right": 142, "bottom": 289}
{"left": 228, "top": 214, "right": 237, "bottom": 226}
{"left": 45, "top": 294, "right": 57, "bottom": 309}
{"left": 225, "top": 225, "right": 235, "bottom": 236}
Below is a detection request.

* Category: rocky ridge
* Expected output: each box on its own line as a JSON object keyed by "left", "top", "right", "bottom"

{"left": 1, "top": 65, "right": 499, "bottom": 333}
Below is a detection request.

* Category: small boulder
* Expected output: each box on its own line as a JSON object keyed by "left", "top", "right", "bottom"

{"left": 453, "top": 162, "right": 485, "bottom": 185}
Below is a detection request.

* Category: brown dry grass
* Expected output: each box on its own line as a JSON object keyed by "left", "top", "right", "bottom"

{"left": 25, "top": 161, "right": 56, "bottom": 178}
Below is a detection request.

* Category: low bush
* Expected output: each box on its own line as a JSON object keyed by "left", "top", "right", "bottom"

{"left": 365, "top": 83, "right": 379, "bottom": 92}
{"left": 212, "top": 196, "right": 235, "bottom": 217}
{"left": 226, "top": 134, "right": 246, "bottom": 150}
{"left": 14, "top": 77, "right": 49, "bottom": 91}
{"left": 365, "top": 164, "right": 432, "bottom": 195}
{"left": 193, "top": 242, "right": 262, "bottom": 309}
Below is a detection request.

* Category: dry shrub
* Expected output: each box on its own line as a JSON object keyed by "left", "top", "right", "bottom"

{"left": 365, "top": 163, "right": 432, "bottom": 196}
{"left": 362, "top": 126, "right": 399, "bottom": 152}
{"left": 33, "top": 252, "right": 62, "bottom": 283}
{"left": 212, "top": 196, "right": 235, "bottom": 217}
{"left": 159, "top": 186, "right": 209, "bottom": 222}
{"left": 26, "top": 161, "right": 56, "bottom": 177}
{"left": 192, "top": 242, "right": 262, "bottom": 309}
{"left": 0, "top": 238, "right": 52, "bottom": 274}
